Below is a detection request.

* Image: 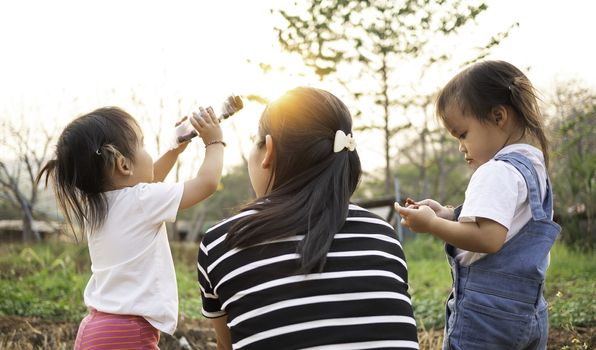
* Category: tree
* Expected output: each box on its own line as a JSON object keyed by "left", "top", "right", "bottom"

{"left": 275, "top": 0, "right": 515, "bottom": 193}
{"left": 397, "top": 129, "right": 469, "bottom": 206}
{"left": 547, "top": 81, "right": 595, "bottom": 250}
{"left": 395, "top": 94, "right": 466, "bottom": 202}
{"left": 0, "top": 117, "right": 56, "bottom": 241}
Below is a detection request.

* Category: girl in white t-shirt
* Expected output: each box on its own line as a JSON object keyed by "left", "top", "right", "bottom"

{"left": 37, "top": 106, "right": 225, "bottom": 349}
{"left": 395, "top": 60, "right": 560, "bottom": 349}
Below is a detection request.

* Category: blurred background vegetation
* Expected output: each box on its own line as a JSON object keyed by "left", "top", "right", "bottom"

{"left": 0, "top": 238, "right": 593, "bottom": 347}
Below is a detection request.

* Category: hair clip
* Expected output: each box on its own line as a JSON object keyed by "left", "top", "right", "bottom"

{"left": 333, "top": 130, "right": 356, "bottom": 153}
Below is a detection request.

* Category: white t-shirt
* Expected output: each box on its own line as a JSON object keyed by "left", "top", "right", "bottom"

{"left": 455, "top": 144, "right": 548, "bottom": 266}
{"left": 83, "top": 182, "right": 184, "bottom": 334}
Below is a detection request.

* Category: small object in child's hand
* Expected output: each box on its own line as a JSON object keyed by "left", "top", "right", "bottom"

{"left": 171, "top": 95, "right": 244, "bottom": 148}
{"left": 405, "top": 198, "right": 419, "bottom": 209}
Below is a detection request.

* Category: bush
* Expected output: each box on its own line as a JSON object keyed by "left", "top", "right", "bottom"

{"left": 0, "top": 243, "right": 89, "bottom": 320}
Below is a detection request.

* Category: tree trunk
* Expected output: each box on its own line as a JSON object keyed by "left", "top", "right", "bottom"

{"left": 20, "top": 198, "right": 40, "bottom": 242}
{"left": 420, "top": 126, "right": 428, "bottom": 199}
{"left": 381, "top": 55, "right": 392, "bottom": 194}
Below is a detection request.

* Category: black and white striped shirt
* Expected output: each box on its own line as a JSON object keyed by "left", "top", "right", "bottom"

{"left": 198, "top": 204, "right": 419, "bottom": 349}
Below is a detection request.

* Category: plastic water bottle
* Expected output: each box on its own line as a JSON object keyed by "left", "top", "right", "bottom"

{"left": 167, "top": 95, "right": 243, "bottom": 150}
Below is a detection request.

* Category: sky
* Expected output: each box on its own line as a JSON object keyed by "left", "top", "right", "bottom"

{"left": 1, "top": 0, "right": 594, "bottom": 174}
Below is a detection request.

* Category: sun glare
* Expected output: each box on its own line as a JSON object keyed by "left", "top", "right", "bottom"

{"left": 254, "top": 54, "right": 319, "bottom": 104}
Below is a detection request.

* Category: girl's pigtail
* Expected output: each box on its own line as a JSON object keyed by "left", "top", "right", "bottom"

{"left": 509, "top": 77, "right": 550, "bottom": 167}
{"left": 36, "top": 159, "right": 57, "bottom": 188}
{"left": 96, "top": 144, "right": 124, "bottom": 180}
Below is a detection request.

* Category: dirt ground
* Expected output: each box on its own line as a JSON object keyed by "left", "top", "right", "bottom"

{"left": 0, "top": 316, "right": 593, "bottom": 349}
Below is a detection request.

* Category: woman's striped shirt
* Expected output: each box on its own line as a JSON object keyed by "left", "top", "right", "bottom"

{"left": 198, "top": 204, "right": 418, "bottom": 349}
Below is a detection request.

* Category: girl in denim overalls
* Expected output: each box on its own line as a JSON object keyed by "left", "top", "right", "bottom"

{"left": 395, "top": 60, "right": 560, "bottom": 349}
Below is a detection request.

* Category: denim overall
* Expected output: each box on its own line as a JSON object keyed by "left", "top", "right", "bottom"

{"left": 443, "top": 152, "right": 561, "bottom": 350}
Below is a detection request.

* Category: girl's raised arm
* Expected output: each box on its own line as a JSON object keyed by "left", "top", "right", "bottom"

{"left": 179, "top": 107, "right": 224, "bottom": 210}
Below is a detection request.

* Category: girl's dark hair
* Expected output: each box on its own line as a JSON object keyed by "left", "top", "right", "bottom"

{"left": 436, "top": 60, "right": 550, "bottom": 167}
{"left": 226, "top": 87, "right": 362, "bottom": 273}
{"left": 36, "top": 107, "right": 141, "bottom": 235}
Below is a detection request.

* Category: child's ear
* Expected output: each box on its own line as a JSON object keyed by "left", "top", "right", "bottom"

{"left": 115, "top": 156, "right": 134, "bottom": 176}
{"left": 262, "top": 135, "right": 274, "bottom": 169}
{"left": 491, "top": 105, "right": 509, "bottom": 126}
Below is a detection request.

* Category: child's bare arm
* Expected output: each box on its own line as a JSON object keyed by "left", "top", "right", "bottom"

{"left": 153, "top": 145, "right": 189, "bottom": 182}
{"left": 395, "top": 203, "right": 507, "bottom": 253}
{"left": 179, "top": 107, "right": 224, "bottom": 210}
{"left": 153, "top": 117, "right": 191, "bottom": 182}
{"left": 212, "top": 316, "right": 232, "bottom": 350}
{"left": 428, "top": 216, "right": 507, "bottom": 253}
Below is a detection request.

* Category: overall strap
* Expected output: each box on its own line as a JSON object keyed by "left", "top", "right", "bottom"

{"left": 494, "top": 152, "right": 547, "bottom": 221}
{"left": 544, "top": 177, "right": 554, "bottom": 215}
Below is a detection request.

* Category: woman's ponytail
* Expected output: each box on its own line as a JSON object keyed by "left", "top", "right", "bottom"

{"left": 226, "top": 88, "right": 362, "bottom": 274}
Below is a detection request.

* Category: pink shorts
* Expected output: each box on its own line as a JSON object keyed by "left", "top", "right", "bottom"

{"left": 74, "top": 309, "right": 160, "bottom": 349}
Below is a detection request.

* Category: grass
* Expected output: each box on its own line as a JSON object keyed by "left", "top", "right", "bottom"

{"left": 0, "top": 235, "right": 594, "bottom": 333}
{"left": 545, "top": 243, "right": 596, "bottom": 329}
{"left": 403, "top": 236, "right": 452, "bottom": 329}
{"left": 0, "top": 243, "right": 89, "bottom": 321}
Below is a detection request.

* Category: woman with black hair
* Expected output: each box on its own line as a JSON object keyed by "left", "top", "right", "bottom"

{"left": 198, "top": 87, "right": 419, "bottom": 350}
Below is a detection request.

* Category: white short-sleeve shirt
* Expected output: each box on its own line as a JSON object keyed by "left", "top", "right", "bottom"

{"left": 455, "top": 144, "right": 548, "bottom": 266}
{"left": 83, "top": 182, "right": 184, "bottom": 334}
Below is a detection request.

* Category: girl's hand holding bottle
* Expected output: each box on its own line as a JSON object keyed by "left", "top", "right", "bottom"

{"left": 170, "top": 117, "right": 192, "bottom": 155}
{"left": 189, "top": 106, "right": 224, "bottom": 147}
{"left": 178, "top": 105, "right": 224, "bottom": 210}
{"left": 168, "top": 95, "right": 241, "bottom": 151}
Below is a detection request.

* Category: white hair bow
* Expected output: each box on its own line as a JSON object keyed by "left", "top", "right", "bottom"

{"left": 333, "top": 130, "right": 356, "bottom": 153}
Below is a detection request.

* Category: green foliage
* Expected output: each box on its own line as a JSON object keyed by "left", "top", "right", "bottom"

{"left": 0, "top": 243, "right": 89, "bottom": 320}
{"left": 0, "top": 201, "right": 22, "bottom": 219}
{"left": 404, "top": 236, "right": 451, "bottom": 328}
{"left": 0, "top": 239, "right": 593, "bottom": 332}
{"left": 177, "top": 270, "right": 204, "bottom": 321}
{"left": 175, "top": 165, "right": 254, "bottom": 239}
{"left": 171, "top": 243, "right": 205, "bottom": 321}
{"left": 395, "top": 154, "right": 468, "bottom": 205}
{"left": 353, "top": 171, "right": 387, "bottom": 200}
{"left": 404, "top": 235, "right": 445, "bottom": 260}
{"left": 548, "top": 84, "right": 595, "bottom": 251}
{"left": 544, "top": 243, "right": 596, "bottom": 328}
{"left": 276, "top": 0, "right": 494, "bottom": 82}
{"left": 204, "top": 163, "right": 254, "bottom": 222}
{"left": 354, "top": 135, "right": 468, "bottom": 206}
